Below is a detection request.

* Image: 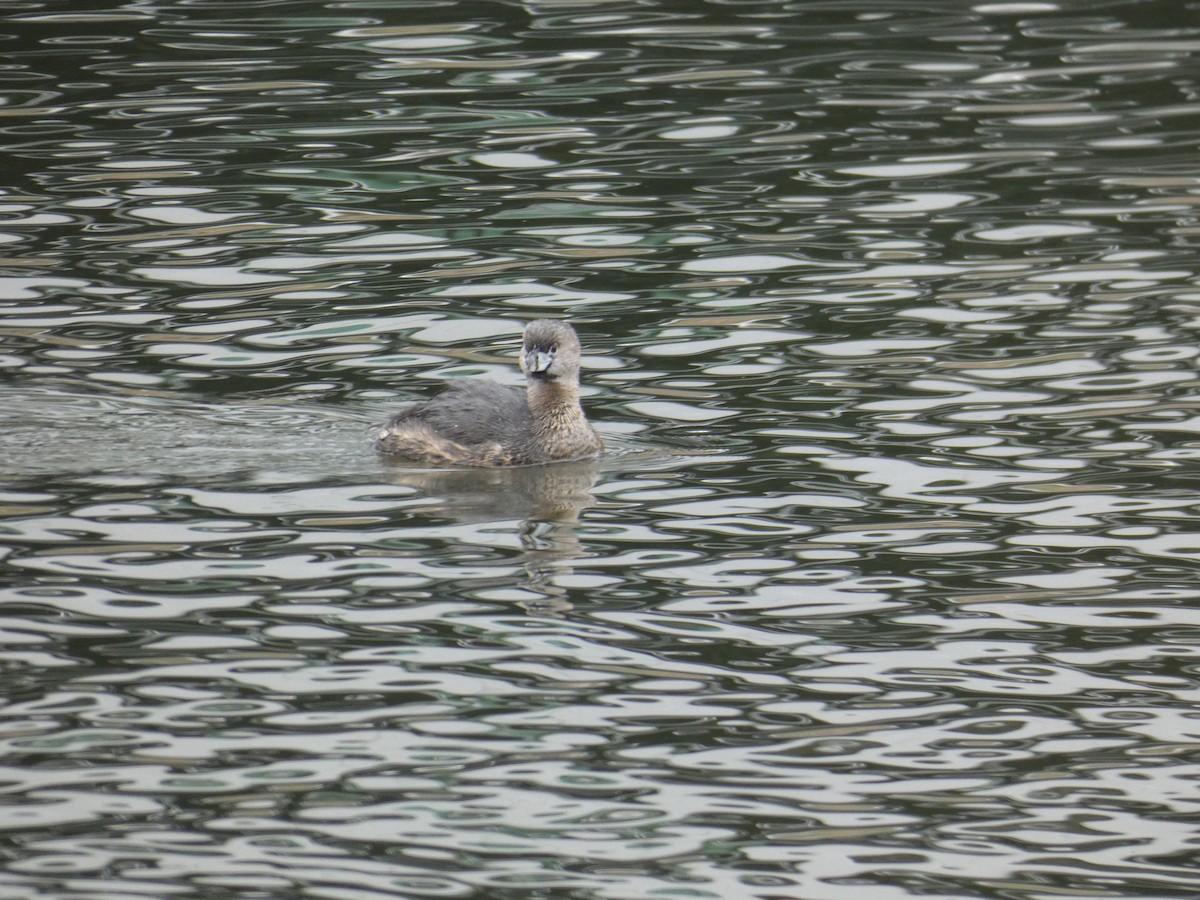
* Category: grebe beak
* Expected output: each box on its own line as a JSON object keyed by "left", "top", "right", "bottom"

{"left": 525, "top": 348, "right": 554, "bottom": 374}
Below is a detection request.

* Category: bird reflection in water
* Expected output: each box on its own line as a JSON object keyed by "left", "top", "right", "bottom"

{"left": 376, "top": 457, "right": 602, "bottom": 613}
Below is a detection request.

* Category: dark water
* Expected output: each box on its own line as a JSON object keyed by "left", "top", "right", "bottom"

{"left": 3, "top": 1, "right": 1200, "bottom": 898}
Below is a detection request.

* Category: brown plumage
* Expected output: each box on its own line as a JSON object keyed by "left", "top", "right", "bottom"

{"left": 375, "top": 319, "right": 603, "bottom": 467}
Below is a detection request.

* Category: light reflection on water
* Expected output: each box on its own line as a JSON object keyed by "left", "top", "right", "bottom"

{"left": 3, "top": 1, "right": 1200, "bottom": 898}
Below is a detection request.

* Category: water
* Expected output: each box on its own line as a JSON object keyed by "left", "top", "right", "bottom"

{"left": 3, "top": 1, "right": 1200, "bottom": 898}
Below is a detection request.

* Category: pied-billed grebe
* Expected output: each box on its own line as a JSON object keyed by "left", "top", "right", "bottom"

{"left": 375, "top": 319, "right": 604, "bottom": 467}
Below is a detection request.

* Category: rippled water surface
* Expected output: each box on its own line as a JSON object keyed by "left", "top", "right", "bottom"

{"left": 3, "top": 1, "right": 1200, "bottom": 898}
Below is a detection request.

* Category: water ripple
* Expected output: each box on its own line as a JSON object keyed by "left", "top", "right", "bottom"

{"left": 4, "top": 1, "right": 1200, "bottom": 899}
